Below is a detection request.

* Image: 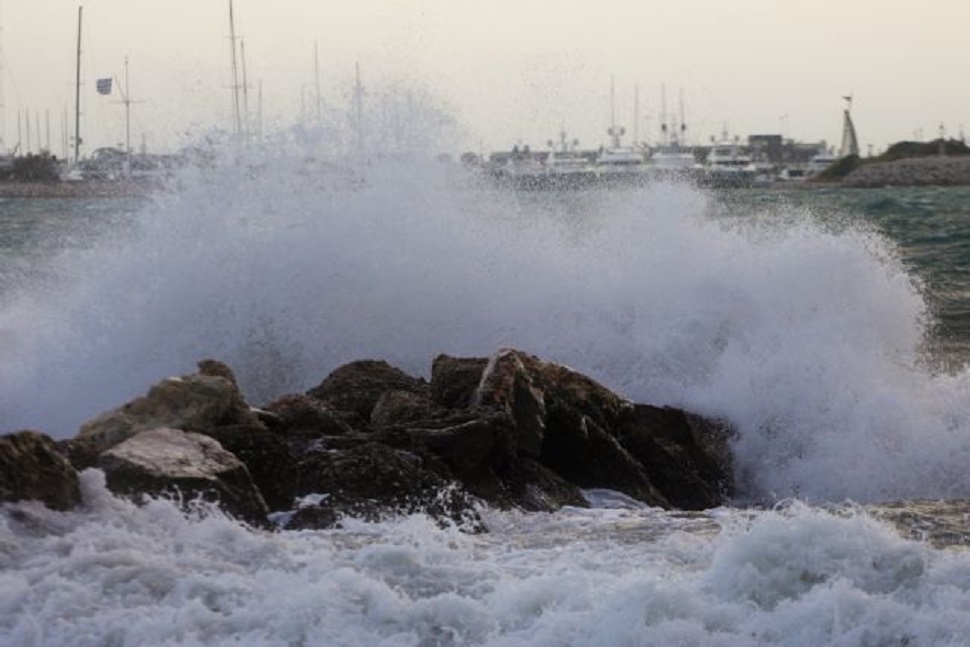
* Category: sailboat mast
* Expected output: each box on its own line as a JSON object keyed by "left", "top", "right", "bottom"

{"left": 353, "top": 62, "right": 364, "bottom": 155}
{"left": 660, "top": 83, "right": 668, "bottom": 146}
{"left": 240, "top": 39, "right": 250, "bottom": 140}
{"left": 607, "top": 75, "right": 622, "bottom": 148}
{"left": 124, "top": 57, "right": 131, "bottom": 158}
{"left": 633, "top": 85, "right": 639, "bottom": 145}
{"left": 0, "top": 1, "right": 6, "bottom": 154}
{"left": 314, "top": 41, "right": 321, "bottom": 123}
{"left": 74, "top": 5, "right": 82, "bottom": 164}
{"left": 228, "top": 0, "right": 241, "bottom": 136}
{"left": 678, "top": 88, "right": 687, "bottom": 146}
{"left": 610, "top": 75, "right": 616, "bottom": 133}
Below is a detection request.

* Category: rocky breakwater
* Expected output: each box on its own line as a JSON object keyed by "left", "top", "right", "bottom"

{"left": 843, "top": 155, "right": 970, "bottom": 187}
{"left": 1, "top": 349, "right": 735, "bottom": 531}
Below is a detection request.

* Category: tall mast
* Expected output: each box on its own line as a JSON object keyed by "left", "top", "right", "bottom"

{"left": 606, "top": 75, "right": 623, "bottom": 148}
{"left": 0, "top": 0, "right": 6, "bottom": 153}
{"left": 228, "top": 0, "right": 241, "bottom": 136}
{"left": 678, "top": 88, "right": 687, "bottom": 146}
{"left": 124, "top": 57, "right": 131, "bottom": 159}
{"left": 74, "top": 5, "right": 82, "bottom": 164}
{"left": 633, "top": 84, "right": 639, "bottom": 145}
{"left": 610, "top": 75, "right": 616, "bottom": 132}
{"left": 660, "top": 83, "right": 668, "bottom": 146}
{"left": 314, "top": 42, "right": 322, "bottom": 123}
{"left": 353, "top": 61, "right": 364, "bottom": 155}
{"left": 240, "top": 39, "right": 250, "bottom": 140}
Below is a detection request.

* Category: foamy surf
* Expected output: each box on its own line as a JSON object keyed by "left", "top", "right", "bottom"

{"left": 2, "top": 472, "right": 970, "bottom": 646}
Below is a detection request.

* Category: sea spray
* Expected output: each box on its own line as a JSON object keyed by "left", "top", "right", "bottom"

{"left": 2, "top": 148, "right": 970, "bottom": 503}
{"left": 4, "top": 473, "right": 970, "bottom": 645}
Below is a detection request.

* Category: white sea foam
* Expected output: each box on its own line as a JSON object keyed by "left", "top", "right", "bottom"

{"left": 2, "top": 146, "right": 970, "bottom": 503}
{"left": 2, "top": 472, "right": 970, "bottom": 646}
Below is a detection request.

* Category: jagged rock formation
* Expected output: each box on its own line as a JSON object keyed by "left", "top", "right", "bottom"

{"left": 4, "top": 350, "right": 736, "bottom": 532}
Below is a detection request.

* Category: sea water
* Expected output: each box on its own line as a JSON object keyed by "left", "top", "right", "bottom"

{"left": 3, "top": 151, "right": 970, "bottom": 645}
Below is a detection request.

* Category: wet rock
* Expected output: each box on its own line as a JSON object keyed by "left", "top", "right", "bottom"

{"left": 371, "top": 389, "right": 433, "bottom": 429}
{"left": 396, "top": 411, "right": 510, "bottom": 501}
{"left": 0, "top": 430, "right": 81, "bottom": 511}
{"left": 261, "top": 394, "right": 355, "bottom": 438}
{"left": 196, "top": 358, "right": 240, "bottom": 384}
{"left": 12, "top": 348, "right": 739, "bottom": 532}
{"left": 495, "top": 458, "right": 588, "bottom": 511}
{"left": 471, "top": 349, "right": 669, "bottom": 507}
{"left": 282, "top": 501, "right": 339, "bottom": 530}
{"left": 540, "top": 404, "right": 669, "bottom": 508}
{"left": 473, "top": 349, "right": 546, "bottom": 457}
{"left": 97, "top": 427, "right": 270, "bottom": 527}
{"left": 430, "top": 354, "right": 488, "bottom": 408}
{"left": 306, "top": 360, "right": 428, "bottom": 424}
{"left": 617, "top": 405, "right": 735, "bottom": 510}
{"left": 200, "top": 423, "right": 298, "bottom": 512}
{"left": 296, "top": 441, "right": 482, "bottom": 529}
{"left": 75, "top": 368, "right": 261, "bottom": 458}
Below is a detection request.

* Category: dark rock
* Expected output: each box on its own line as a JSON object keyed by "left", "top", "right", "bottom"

{"left": 201, "top": 423, "right": 298, "bottom": 512}
{"left": 58, "top": 434, "right": 108, "bottom": 471}
{"left": 534, "top": 358, "right": 630, "bottom": 433}
{"left": 470, "top": 349, "right": 668, "bottom": 507}
{"left": 430, "top": 355, "right": 488, "bottom": 408}
{"left": 540, "top": 404, "right": 668, "bottom": 507}
{"left": 97, "top": 427, "right": 270, "bottom": 527}
{"left": 197, "top": 358, "right": 240, "bottom": 385}
{"left": 617, "top": 404, "right": 735, "bottom": 510}
{"left": 372, "top": 407, "right": 586, "bottom": 512}
{"left": 398, "top": 411, "right": 509, "bottom": 501}
{"left": 473, "top": 349, "right": 546, "bottom": 457}
{"left": 295, "top": 441, "right": 482, "bottom": 529}
{"left": 0, "top": 430, "right": 81, "bottom": 511}
{"left": 282, "top": 502, "right": 339, "bottom": 530}
{"left": 495, "top": 458, "right": 588, "bottom": 511}
{"left": 306, "top": 360, "right": 428, "bottom": 422}
{"left": 15, "top": 347, "right": 739, "bottom": 532}
{"left": 262, "top": 394, "right": 355, "bottom": 437}
{"left": 371, "top": 389, "right": 433, "bottom": 429}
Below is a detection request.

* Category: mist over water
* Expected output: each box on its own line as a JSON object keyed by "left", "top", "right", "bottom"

{"left": 3, "top": 143, "right": 970, "bottom": 504}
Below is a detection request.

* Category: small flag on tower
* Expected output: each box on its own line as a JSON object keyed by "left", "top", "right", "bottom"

{"left": 96, "top": 78, "right": 113, "bottom": 95}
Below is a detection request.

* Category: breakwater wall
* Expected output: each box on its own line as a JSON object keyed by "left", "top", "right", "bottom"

{"left": 842, "top": 156, "right": 970, "bottom": 188}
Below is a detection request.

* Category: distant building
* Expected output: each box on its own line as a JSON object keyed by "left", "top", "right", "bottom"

{"left": 748, "top": 135, "right": 783, "bottom": 164}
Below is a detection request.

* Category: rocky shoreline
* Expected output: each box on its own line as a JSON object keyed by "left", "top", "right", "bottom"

{"left": 841, "top": 156, "right": 970, "bottom": 188}
{"left": 1, "top": 349, "right": 735, "bottom": 531}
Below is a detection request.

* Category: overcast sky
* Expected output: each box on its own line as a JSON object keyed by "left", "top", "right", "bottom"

{"left": 2, "top": 0, "right": 967, "bottom": 157}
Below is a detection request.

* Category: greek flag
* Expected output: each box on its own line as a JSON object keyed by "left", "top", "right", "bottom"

{"left": 96, "top": 78, "right": 112, "bottom": 95}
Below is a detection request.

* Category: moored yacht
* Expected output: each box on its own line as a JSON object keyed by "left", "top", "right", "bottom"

{"left": 595, "top": 136, "right": 649, "bottom": 185}
{"left": 698, "top": 134, "right": 757, "bottom": 187}
{"left": 543, "top": 129, "right": 597, "bottom": 189}
{"left": 593, "top": 76, "right": 650, "bottom": 186}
